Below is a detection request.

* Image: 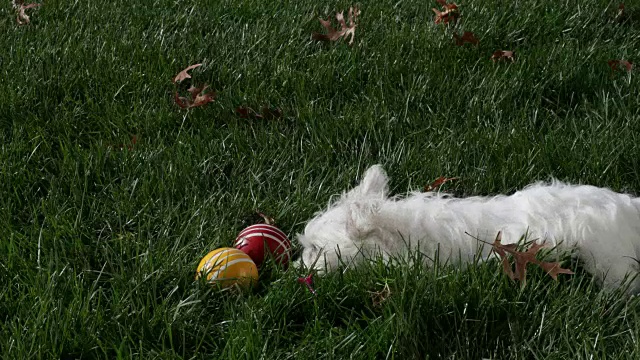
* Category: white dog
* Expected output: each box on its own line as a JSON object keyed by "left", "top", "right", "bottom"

{"left": 297, "top": 165, "right": 640, "bottom": 292}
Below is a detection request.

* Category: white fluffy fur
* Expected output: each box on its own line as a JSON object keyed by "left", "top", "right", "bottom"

{"left": 297, "top": 164, "right": 640, "bottom": 292}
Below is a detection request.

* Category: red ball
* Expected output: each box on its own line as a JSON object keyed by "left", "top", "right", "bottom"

{"left": 234, "top": 224, "right": 291, "bottom": 267}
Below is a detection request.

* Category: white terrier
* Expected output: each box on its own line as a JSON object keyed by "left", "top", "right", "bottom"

{"left": 297, "top": 165, "right": 640, "bottom": 292}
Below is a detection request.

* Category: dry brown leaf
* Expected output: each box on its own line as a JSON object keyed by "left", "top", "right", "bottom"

{"left": 107, "top": 135, "right": 139, "bottom": 151}
{"left": 491, "top": 232, "right": 515, "bottom": 280}
{"left": 174, "top": 85, "right": 216, "bottom": 109}
{"left": 432, "top": 0, "right": 459, "bottom": 25}
{"left": 123, "top": 135, "right": 139, "bottom": 150}
{"left": 173, "top": 63, "right": 203, "bottom": 84}
{"left": 235, "top": 106, "right": 256, "bottom": 119}
{"left": 312, "top": 6, "right": 361, "bottom": 45}
{"left": 615, "top": 3, "right": 626, "bottom": 22}
{"left": 608, "top": 59, "right": 633, "bottom": 72}
{"left": 453, "top": 31, "right": 479, "bottom": 46}
{"left": 491, "top": 50, "right": 515, "bottom": 62}
{"left": 537, "top": 261, "right": 575, "bottom": 280}
{"left": 13, "top": 1, "right": 41, "bottom": 25}
{"left": 191, "top": 88, "right": 216, "bottom": 108}
{"left": 424, "top": 176, "right": 459, "bottom": 192}
{"left": 512, "top": 241, "right": 546, "bottom": 283}
{"left": 256, "top": 211, "right": 276, "bottom": 225}
{"left": 172, "top": 64, "right": 215, "bottom": 109}
{"left": 260, "top": 107, "right": 283, "bottom": 120}
{"left": 369, "top": 283, "right": 391, "bottom": 307}
{"left": 236, "top": 106, "right": 283, "bottom": 120}
{"left": 490, "top": 232, "right": 574, "bottom": 287}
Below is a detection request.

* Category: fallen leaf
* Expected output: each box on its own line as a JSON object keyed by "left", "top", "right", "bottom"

{"left": 454, "top": 31, "right": 479, "bottom": 46}
{"left": 312, "top": 6, "right": 361, "bottom": 45}
{"left": 174, "top": 85, "right": 216, "bottom": 109}
{"left": 424, "top": 176, "right": 459, "bottom": 192}
{"left": 13, "top": 1, "right": 41, "bottom": 25}
{"left": 615, "top": 3, "right": 626, "bottom": 22}
{"left": 239, "top": 210, "right": 276, "bottom": 229}
{"left": 537, "top": 261, "right": 575, "bottom": 280}
{"left": 490, "top": 232, "right": 574, "bottom": 287}
{"left": 608, "top": 59, "right": 633, "bottom": 72}
{"left": 432, "top": 0, "right": 459, "bottom": 25}
{"left": 490, "top": 232, "right": 516, "bottom": 280}
{"left": 369, "top": 282, "right": 391, "bottom": 307}
{"left": 235, "top": 107, "right": 253, "bottom": 118}
{"left": 491, "top": 50, "right": 515, "bottom": 62}
{"left": 236, "top": 106, "right": 262, "bottom": 119}
{"left": 108, "top": 135, "right": 139, "bottom": 151}
{"left": 173, "top": 63, "right": 203, "bottom": 84}
{"left": 256, "top": 210, "right": 275, "bottom": 225}
{"left": 512, "top": 241, "right": 546, "bottom": 283}
{"left": 236, "top": 106, "right": 283, "bottom": 120}
{"left": 172, "top": 63, "right": 215, "bottom": 109}
{"left": 190, "top": 86, "right": 215, "bottom": 107}
{"left": 122, "top": 135, "right": 139, "bottom": 150}
{"left": 311, "top": 18, "right": 342, "bottom": 42}
{"left": 298, "top": 274, "right": 317, "bottom": 295}
{"left": 261, "top": 106, "right": 283, "bottom": 120}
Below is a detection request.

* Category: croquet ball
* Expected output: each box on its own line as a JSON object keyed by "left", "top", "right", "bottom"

{"left": 234, "top": 224, "right": 291, "bottom": 267}
{"left": 196, "top": 248, "right": 258, "bottom": 288}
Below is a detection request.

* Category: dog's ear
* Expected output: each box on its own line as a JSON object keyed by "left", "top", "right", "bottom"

{"left": 348, "top": 164, "right": 389, "bottom": 199}
{"left": 346, "top": 200, "right": 380, "bottom": 240}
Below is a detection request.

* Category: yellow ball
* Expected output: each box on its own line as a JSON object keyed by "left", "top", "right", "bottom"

{"left": 196, "top": 248, "right": 258, "bottom": 288}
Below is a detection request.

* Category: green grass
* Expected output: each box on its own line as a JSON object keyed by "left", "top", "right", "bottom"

{"left": 1, "top": 0, "right": 640, "bottom": 358}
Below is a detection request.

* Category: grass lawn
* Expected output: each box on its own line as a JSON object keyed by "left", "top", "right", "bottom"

{"left": 1, "top": 0, "right": 640, "bottom": 358}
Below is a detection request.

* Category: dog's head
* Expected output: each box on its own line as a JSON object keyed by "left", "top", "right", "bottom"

{"left": 296, "top": 164, "right": 389, "bottom": 272}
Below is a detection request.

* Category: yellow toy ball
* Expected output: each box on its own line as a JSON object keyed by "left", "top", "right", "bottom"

{"left": 196, "top": 247, "right": 259, "bottom": 289}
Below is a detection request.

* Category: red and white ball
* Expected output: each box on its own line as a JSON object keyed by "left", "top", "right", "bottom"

{"left": 234, "top": 224, "right": 291, "bottom": 267}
